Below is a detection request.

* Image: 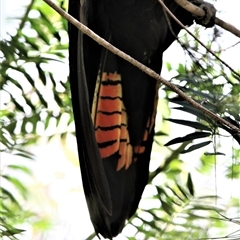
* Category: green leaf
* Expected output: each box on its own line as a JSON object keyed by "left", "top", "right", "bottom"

{"left": 1, "top": 228, "right": 25, "bottom": 237}
{"left": 36, "top": 63, "right": 47, "bottom": 85}
{"left": 165, "top": 132, "right": 211, "bottom": 146}
{"left": 187, "top": 173, "right": 194, "bottom": 196}
{"left": 0, "top": 188, "right": 20, "bottom": 207}
{"left": 168, "top": 97, "right": 214, "bottom": 122}
{"left": 7, "top": 165, "right": 32, "bottom": 175}
{"left": 154, "top": 131, "right": 168, "bottom": 136}
{"left": 165, "top": 185, "right": 185, "bottom": 202}
{"left": 165, "top": 62, "right": 172, "bottom": 71}
{"left": 165, "top": 118, "right": 211, "bottom": 131}
{"left": 177, "top": 63, "right": 186, "bottom": 75}
{"left": 181, "top": 141, "right": 211, "bottom": 153}
{"left": 29, "top": 19, "right": 50, "bottom": 45}
{"left": 204, "top": 152, "right": 225, "bottom": 156}
{"left": 2, "top": 175, "right": 28, "bottom": 199}
{"left": 160, "top": 200, "right": 173, "bottom": 216}
{"left": 176, "top": 182, "right": 190, "bottom": 200}
{"left": 39, "top": 11, "right": 61, "bottom": 41}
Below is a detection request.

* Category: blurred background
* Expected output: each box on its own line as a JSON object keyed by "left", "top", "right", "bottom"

{"left": 1, "top": 0, "right": 240, "bottom": 239}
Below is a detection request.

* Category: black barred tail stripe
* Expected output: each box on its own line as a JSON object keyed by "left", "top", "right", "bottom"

{"left": 93, "top": 72, "right": 123, "bottom": 158}
{"left": 98, "top": 98, "right": 122, "bottom": 113}
{"left": 92, "top": 72, "right": 133, "bottom": 170}
{"left": 100, "top": 86, "right": 122, "bottom": 98}
{"left": 96, "top": 127, "right": 120, "bottom": 147}
{"left": 92, "top": 72, "right": 158, "bottom": 171}
{"left": 95, "top": 112, "right": 122, "bottom": 128}
{"left": 102, "top": 72, "right": 121, "bottom": 82}
{"left": 117, "top": 108, "right": 132, "bottom": 171}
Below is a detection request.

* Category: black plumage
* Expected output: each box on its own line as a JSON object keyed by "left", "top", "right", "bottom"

{"left": 68, "top": 0, "right": 215, "bottom": 238}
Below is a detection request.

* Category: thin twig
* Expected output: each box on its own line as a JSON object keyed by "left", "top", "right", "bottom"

{"left": 158, "top": 0, "right": 240, "bottom": 80}
{"left": 18, "top": 0, "right": 36, "bottom": 31}
{"left": 174, "top": 0, "right": 240, "bottom": 38}
{"left": 42, "top": 0, "right": 240, "bottom": 135}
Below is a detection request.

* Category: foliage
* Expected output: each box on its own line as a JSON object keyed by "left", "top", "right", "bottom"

{"left": 1, "top": 0, "right": 71, "bottom": 144}
{"left": 1, "top": 0, "right": 239, "bottom": 240}
{"left": 1, "top": 0, "right": 69, "bottom": 238}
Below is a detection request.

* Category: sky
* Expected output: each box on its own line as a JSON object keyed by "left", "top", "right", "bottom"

{"left": 1, "top": 0, "right": 240, "bottom": 239}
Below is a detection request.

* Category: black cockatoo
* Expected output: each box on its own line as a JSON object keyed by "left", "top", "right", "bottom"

{"left": 68, "top": 0, "right": 216, "bottom": 238}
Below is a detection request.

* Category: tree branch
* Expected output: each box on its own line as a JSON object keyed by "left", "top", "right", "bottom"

{"left": 42, "top": 0, "right": 240, "bottom": 136}
{"left": 174, "top": 0, "right": 240, "bottom": 38}
{"left": 158, "top": 0, "right": 240, "bottom": 80}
